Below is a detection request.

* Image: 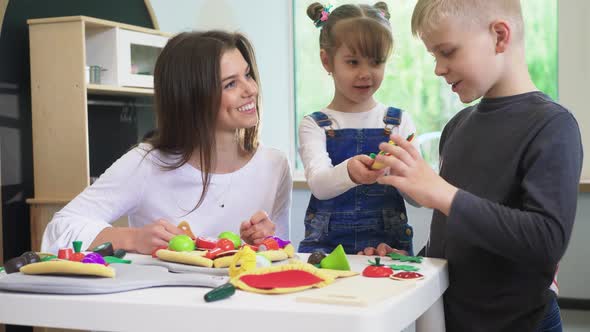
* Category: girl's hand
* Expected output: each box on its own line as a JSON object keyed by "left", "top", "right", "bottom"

{"left": 347, "top": 155, "right": 385, "bottom": 184}
{"left": 376, "top": 134, "right": 458, "bottom": 215}
{"left": 240, "top": 210, "right": 276, "bottom": 245}
{"left": 132, "top": 219, "right": 185, "bottom": 254}
{"left": 357, "top": 243, "right": 408, "bottom": 256}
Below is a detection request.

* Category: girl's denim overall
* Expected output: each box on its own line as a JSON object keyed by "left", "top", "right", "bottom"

{"left": 298, "top": 107, "right": 414, "bottom": 255}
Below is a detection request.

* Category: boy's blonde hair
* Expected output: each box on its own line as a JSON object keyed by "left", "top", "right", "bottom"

{"left": 411, "top": 0, "right": 524, "bottom": 41}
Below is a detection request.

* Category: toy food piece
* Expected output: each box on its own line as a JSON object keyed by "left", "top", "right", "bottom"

{"left": 389, "top": 264, "right": 420, "bottom": 272}
{"left": 20, "top": 251, "right": 41, "bottom": 265}
{"left": 58, "top": 248, "right": 73, "bottom": 260}
{"left": 168, "top": 234, "right": 196, "bottom": 252}
{"left": 387, "top": 252, "right": 423, "bottom": 263}
{"left": 307, "top": 251, "right": 326, "bottom": 265}
{"left": 113, "top": 249, "right": 127, "bottom": 258}
{"left": 104, "top": 256, "right": 131, "bottom": 264}
{"left": 70, "top": 252, "right": 86, "bottom": 262}
{"left": 228, "top": 246, "right": 257, "bottom": 278}
{"left": 151, "top": 245, "right": 168, "bottom": 258}
{"left": 320, "top": 244, "right": 350, "bottom": 271}
{"left": 20, "top": 260, "right": 115, "bottom": 278}
{"left": 281, "top": 243, "right": 296, "bottom": 258}
{"left": 390, "top": 271, "right": 424, "bottom": 281}
{"left": 256, "top": 254, "right": 272, "bottom": 268}
{"left": 319, "top": 268, "right": 359, "bottom": 278}
{"left": 230, "top": 264, "right": 334, "bottom": 294}
{"left": 257, "top": 249, "right": 289, "bottom": 262}
{"left": 362, "top": 257, "right": 393, "bottom": 278}
{"left": 370, "top": 133, "right": 415, "bottom": 170}
{"left": 91, "top": 242, "right": 114, "bottom": 257}
{"left": 211, "top": 251, "right": 240, "bottom": 268}
{"left": 81, "top": 252, "right": 106, "bottom": 265}
{"left": 204, "top": 282, "right": 236, "bottom": 302}
{"left": 156, "top": 249, "right": 213, "bottom": 268}
{"left": 72, "top": 240, "right": 83, "bottom": 253}
{"left": 260, "top": 237, "right": 279, "bottom": 250}
{"left": 177, "top": 221, "right": 197, "bottom": 239}
{"left": 205, "top": 238, "right": 235, "bottom": 259}
{"left": 218, "top": 231, "right": 241, "bottom": 249}
{"left": 196, "top": 236, "right": 218, "bottom": 250}
{"left": 3, "top": 256, "right": 28, "bottom": 274}
{"left": 264, "top": 236, "right": 291, "bottom": 248}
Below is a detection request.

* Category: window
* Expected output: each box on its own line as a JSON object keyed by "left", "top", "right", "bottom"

{"left": 293, "top": 0, "right": 557, "bottom": 172}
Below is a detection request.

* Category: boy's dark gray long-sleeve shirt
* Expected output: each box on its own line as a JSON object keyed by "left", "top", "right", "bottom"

{"left": 427, "top": 92, "right": 583, "bottom": 332}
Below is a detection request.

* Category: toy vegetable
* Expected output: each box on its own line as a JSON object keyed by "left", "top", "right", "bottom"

{"left": 362, "top": 257, "right": 393, "bottom": 278}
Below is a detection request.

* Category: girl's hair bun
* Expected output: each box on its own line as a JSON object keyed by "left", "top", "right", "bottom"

{"left": 374, "top": 1, "right": 391, "bottom": 20}
{"left": 307, "top": 2, "right": 325, "bottom": 22}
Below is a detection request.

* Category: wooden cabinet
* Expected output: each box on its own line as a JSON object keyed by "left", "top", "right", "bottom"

{"left": 25, "top": 16, "right": 168, "bottom": 251}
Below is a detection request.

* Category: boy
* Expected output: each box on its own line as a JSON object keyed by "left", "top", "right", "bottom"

{"left": 365, "top": 1, "right": 582, "bottom": 331}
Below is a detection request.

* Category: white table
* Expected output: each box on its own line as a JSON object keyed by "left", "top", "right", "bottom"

{"left": 0, "top": 254, "right": 448, "bottom": 332}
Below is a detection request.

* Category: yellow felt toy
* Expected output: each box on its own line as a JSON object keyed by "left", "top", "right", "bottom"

{"left": 230, "top": 263, "right": 334, "bottom": 294}
{"left": 20, "top": 260, "right": 115, "bottom": 278}
{"left": 156, "top": 249, "right": 213, "bottom": 268}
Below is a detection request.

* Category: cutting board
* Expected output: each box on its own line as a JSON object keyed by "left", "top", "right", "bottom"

{"left": 296, "top": 275, "right": 416, "bottom": 307}
{"left": 0, "top": 264, "right": 228, "bottom": 294}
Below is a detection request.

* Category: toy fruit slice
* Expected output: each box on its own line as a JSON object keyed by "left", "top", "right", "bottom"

{"left": 389, "top": 271, "right": 424, "bottom": 281}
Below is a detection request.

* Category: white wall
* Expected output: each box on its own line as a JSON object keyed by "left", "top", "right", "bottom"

{"left": 559, "top": 0, "right": 590, "bottom": 181}
{"left": 150, "top": 0, "right": 590, "bottom": 300}
{"left": 150, "top": 0, "right": 294, "bottom": 160}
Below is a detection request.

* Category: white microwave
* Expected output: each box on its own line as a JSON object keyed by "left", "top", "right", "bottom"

{"left": 86, "top": 27, "right": 168, "bottom": 88}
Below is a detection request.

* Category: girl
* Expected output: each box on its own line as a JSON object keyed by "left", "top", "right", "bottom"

{"left": 298, "top": 2, "right": 419, "bottom": 255}
{"left": 42, "top": 31, "right": 292, "bottom": 254}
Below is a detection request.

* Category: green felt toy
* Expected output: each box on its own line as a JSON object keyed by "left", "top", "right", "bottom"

{"left": 387, "top": 252, "right": 423, "bottom": 263}
{"left": 389, "top": 264, "right": 420, "bottom": 272}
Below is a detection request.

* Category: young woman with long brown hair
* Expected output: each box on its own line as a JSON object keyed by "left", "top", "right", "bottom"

{"left": 42, "top": 31, "right": 292, "bottom": 254}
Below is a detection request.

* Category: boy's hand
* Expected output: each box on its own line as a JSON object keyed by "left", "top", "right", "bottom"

{"left": 347, "top": 155, "right": 385, "bottom": 184}
{"left": 240, "top": 210, "right": 276, "bottom": 245}
{"left": 357, "top": 243, "right": 408, "bottom": 256}
{"left": 133, "top": 219, "right": 185, "bottom": 254}
{"left": 376, "top": 134, "right": 458, "bottom": 215}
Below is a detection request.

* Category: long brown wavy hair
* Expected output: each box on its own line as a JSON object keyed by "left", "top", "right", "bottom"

{"left": 148, "top": 31, "right": 261, "bottom": 210}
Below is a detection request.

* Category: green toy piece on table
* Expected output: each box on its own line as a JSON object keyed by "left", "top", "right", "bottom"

{"left": 389, "top": 264, "right": 420, "bottom": 272}
{"left": 72, "top": 240, "right": 83, "bottom": 253}
{"left": 320, "top": 244, "right": 350, "bottom": 271}
{"left": 387, "top": 252, "right": 423, "bottom": 263}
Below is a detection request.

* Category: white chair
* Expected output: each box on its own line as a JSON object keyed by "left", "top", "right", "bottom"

{"left": 417, "top": 131, "right": 442, "bottom": 173}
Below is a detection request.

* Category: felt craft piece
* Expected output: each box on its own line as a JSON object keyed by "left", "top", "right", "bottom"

{"left": 214, "top": 254, "right": 244, "bottom": 268}
{"left": 319, "top": 268, "right": 360, "bottom": 278}
{"left": 230, "top": 264, "right": 334, "bottom": 294}
{"left": 240, "top": 270, "right": 324, "bottom": 289}
{"left": 19, "top": 260, "right": 115, "bottom": 278}
{"left": 156, "top": 249, "right": 213, "bottom": 268}
{"left": 257, "top": 249, "right": 289, "bottom": 262}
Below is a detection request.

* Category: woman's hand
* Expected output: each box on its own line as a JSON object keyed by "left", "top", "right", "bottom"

{"left": 357, "top": 243, "right": 408, "bottom": 256}
{"left": 240, "top": 210, "right": 276, "bottom": 245}
{"left": 132, "top": 219, "right": 185, "bottom": 254}
{"left": 347, "top": 155, "right": 385, "bottom": 185}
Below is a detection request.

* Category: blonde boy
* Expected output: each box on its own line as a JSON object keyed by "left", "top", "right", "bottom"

{"left": 365, "top": 1, "right": 582, "bottom": 331}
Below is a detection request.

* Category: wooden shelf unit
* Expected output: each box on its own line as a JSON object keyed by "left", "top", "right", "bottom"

{"left": 26, "top": 16, "right": 167, "bottom": 251}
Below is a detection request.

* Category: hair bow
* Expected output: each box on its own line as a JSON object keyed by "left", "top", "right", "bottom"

{"left": 314, "top": 4, "right": 333, "bottom": 28}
